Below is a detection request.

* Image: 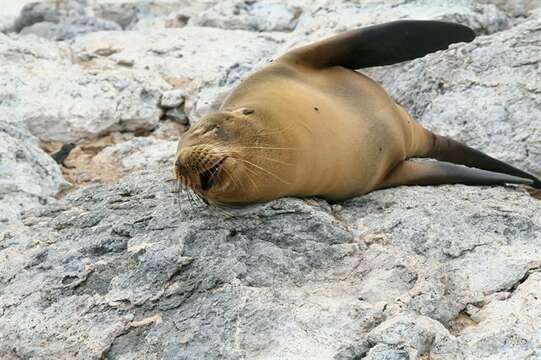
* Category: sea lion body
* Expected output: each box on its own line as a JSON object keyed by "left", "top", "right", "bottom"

{"left": 220, "top": 63, "right": 428, "bottom": 201}
{"left": 174, "top": 20, "right": 540, "bottom": 205}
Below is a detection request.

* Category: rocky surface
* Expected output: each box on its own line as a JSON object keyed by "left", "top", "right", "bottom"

{"left": 0, "top": 120, "right": 67, "bottom": 229}
{"left": 0, "top": 0, "right": 540, "bottom": 359}
{"left": 1, "top": 170, "right": 539, "bottom": 359}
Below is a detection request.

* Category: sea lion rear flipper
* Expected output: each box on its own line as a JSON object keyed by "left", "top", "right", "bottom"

{"left": 278, "top": 20, "right": 475, "bottom": 69}
{"left": 378, "top": 160, "right": 535, "bottom": 190}
{"left": 419, "top": 133, "right": 541, "bottom": 189}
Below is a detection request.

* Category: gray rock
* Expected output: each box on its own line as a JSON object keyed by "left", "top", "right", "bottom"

{"left": 0, "top": 33, "right": 169, "bottom": 143}
{"left": 14, "top": 0, "right": 123, "bottom": 40}
{"left": 479, "top": 0, "right": 541, "bottom": 17}
{"left": 165, "top": 108, "right": 189, "bottom": 125}
{"left": 92, "top": 0, "right": 214, "bottom": 30}
{"left": 0, "top": 16, "right": 15, "bottom": 33}
{"left": 13, "top": 1, "right": 63, "bottom": 32}
{"left": 19, "top": 21, "right": 56, "bottom": 38}
{"left": 367, "top": 13, "right": 541, "bottom": 177}
{"left": 160, "top": 89, "right": 185, "bottom": 108}
{"left": 0, "top": 120, "right": 68, "bottom": 228}
{"left": 0, "top": 167, "right": 539, "bottom": 358}
{"left": 366, "top": 313, "right": 458, "bottom": 358}
{"left": 190, "top": 0, "right": 302, "bottom": 32}
{"left": 457, "top": 271, "right": 541, "bottom": 359}
{"left": 72, "top": 26, "right": 282, "bottom": 122}
{"left": 92, "top": 137, "right": 177, "bottom": 173}
{"left": 30, "top": 16, "right": 122, "bottom": 41}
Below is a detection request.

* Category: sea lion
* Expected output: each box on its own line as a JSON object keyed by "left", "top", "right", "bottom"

{"left": 173, "top": 20, "right": 541, "bottom": 205}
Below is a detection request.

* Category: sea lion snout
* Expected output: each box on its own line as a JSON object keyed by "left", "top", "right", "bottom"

{"left": 174, "top": 145, "right": 230, "bottom": 193}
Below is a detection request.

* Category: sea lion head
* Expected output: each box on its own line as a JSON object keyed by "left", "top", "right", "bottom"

{"left": 173, "top": 108, "right": 290, "bottom": 205}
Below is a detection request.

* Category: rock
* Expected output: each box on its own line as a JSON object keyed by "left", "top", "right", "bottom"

{"left": 160, "top": 89, "right": 185, "bottom": 108}
{"left": 365, "top": 313, "right": 458, "bottom": 359}
{"left": 165, "top": 108, "right": 189, "bottom": 125}
{"left": 190, "top": 0, "right": 302, "bottom": 32}
{"left": 22, "top": 16, "right": 122, "bottom": 41}
{"left": 13, "top": 1, "right": 63, "bottom": 32}
{"left": 92, "top": 137, "right": 177, "bottom": 173}
{"left": 0, "top": 168, "right": 540, "bottom": 358}
{"left": 368, "top": 13, "right": 541, "bottom": 177}
{"left": 92, "top": 0, "right": 214, "bottom": 30}
{"left": 72, "top": 26, "right": 282, "bottom": 122}
{"left": 457, "top": 271, "right": 541, "bottom": 359}
{"left": 19, "top": 21, "right": 56, "bottom": 38}
{"left": 14, "top": 0, "right": 123, "bottom": 40}
{"left": 0, "top": 120, "right": 68, "bottom": 228}
{"left": 1, "top": 0, "right": 37, "bottom": 33}
{"left": 479, "top": 0, "right": 541, "bottom": 17}
{"left": 0, "top": 33, "right": 169, "bottom": 143}
{"left": 0, "top": 16, "right": 15, "bottom": 33}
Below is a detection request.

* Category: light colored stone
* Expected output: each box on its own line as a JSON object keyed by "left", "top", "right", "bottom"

{"left": 0, "top": 33, "right": 169, "bottom": 143}
{"left": 190, "top": 0, "right": 302, "bottom": 32}
{"left": 160, "top": 89, "right": 185, "bottom": 108}
{"left": 92, "top": 0, "right": 216, "bottom": 29}
{"left": 366, "top": 313, "right": 458, "bottom": 359}
{"left": 0, "top": 120, "right": 68, "bottom": 228}
{"left": 92, "top": 137, "right": 176, "bottom": 172}
{"left": 457, "top": 272, "right": 541, "bottom": 359}
{"left": 72, "top": 26, "right": 282, "bottom": 121}
{"left": 479, "top": 0, "right": 541, "bottom": 17}
{"left": 1, "top": 171, "right": 539, "bottom": 358}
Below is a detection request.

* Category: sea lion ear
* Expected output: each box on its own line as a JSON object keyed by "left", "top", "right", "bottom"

{"left": 277, "top": 20, "right": 475, "bottom": 69}
{"left": 231, "top": 107, "right": 255, "bottom": 116}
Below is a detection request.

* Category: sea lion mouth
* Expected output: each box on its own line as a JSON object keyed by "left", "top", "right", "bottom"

{"left": 199, "top": 158, "right": 226, "bottom": 191}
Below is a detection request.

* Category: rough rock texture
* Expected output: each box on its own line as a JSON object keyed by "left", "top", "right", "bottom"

{"left": 1, "top": 169, "right": 539, "bottom": 359}
{"left": 20, "top": 16, "right": 122, "bottom": 41}
{"left": 0, "top": 33, "right": 169, "bottom": 143}
{"left": 0, "top": 120, "right": 67, "bottom": 229}
{"left": 71, "top": 26, "right": 282, "bottom": 121}
{"left": 92, "top": 137, "right": 176, "bottom": 173}
{"left": 189, "top": 0, "right": 302, "bottom": 32}
{"left": 480, "top": 0, "right": 541, "bottom": 17}
{"left": 1, "top": 0, "right": 541, "bottom": 359}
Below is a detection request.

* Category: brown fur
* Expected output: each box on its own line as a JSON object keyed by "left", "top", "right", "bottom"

{"left": 174, "top": 21, "right": 539, "bottom": 205}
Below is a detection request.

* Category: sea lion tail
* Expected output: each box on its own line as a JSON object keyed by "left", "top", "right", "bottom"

{"left": 419, "top": 131, "right": 541, "bottom": 189}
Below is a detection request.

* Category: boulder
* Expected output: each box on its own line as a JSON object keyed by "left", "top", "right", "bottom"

{"left": 0, "top": 120, "right": 67, "bottom": 229}
{"left": 0, "top": 169, "right": 539, "bottom": 358}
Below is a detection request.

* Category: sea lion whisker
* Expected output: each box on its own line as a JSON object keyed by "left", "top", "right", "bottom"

{"left": 248, "top": 153, "right": 293, "bottom": 166}
{"left": 221, "top": 164, "right": 244, "bottom": 190}
{"left": 232, "top": 157, "right": 291, "bottom": 185}
{"left": 235, "top": 146, "right": 297, "bottom": 151}
{"left": 226, "top": 164, "right": 258, "bottom": 192}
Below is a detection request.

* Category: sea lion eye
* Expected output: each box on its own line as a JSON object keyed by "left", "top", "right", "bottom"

{"left": 242, "top": 108, "right": 255, "bottom": 115}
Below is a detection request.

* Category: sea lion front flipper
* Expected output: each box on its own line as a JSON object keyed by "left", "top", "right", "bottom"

{"left": 278, "top": 20, "right": 475, "bottom": 69}
{"left": 378, "top": 160, "right": 534, "bottom": 190}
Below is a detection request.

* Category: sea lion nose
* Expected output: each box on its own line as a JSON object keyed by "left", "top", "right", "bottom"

{"left": 175, "top": 148, "right": 194, "bottom": 176}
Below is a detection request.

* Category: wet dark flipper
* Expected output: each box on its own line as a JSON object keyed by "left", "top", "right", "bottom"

{"left": 379, "top": 160, "right": 534, "bottom": 190}
{"left": 278, "top": 20, "right": 475, "bottom": 69}
{"left": 427, "top": 135, "right": 541, "bottom": 189}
